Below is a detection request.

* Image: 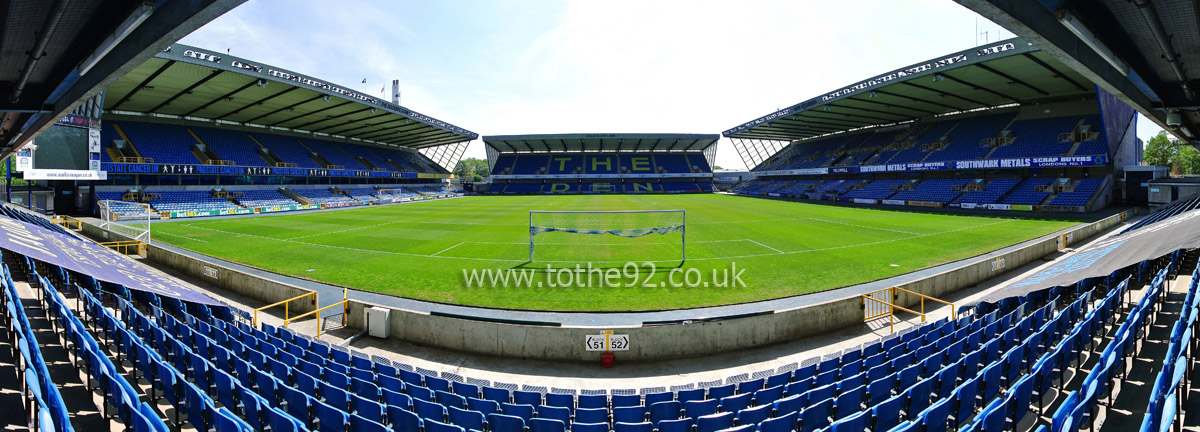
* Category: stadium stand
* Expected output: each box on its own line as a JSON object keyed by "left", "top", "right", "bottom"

{"left": 253, "top": 133, "right": 324, "bottom": 169}
{"left": 299, "top": 139, "right": 371, "bottom": 170}
{"left": 887, "top": 179, "right": 969, "bottom": 204}
{"left": 341, "top": 187, "right": 381, "bottom": 201}
{"left": 235, "top": 190, "right": 301, "bottom": 208}
{"left": 190, "top": 126, "right": 270, "bottom": 167}
{"left": 1046, "top": 178, "right": 1105, "bottom": 207}
{"left": 922, "top": 114, "right": 1014, "bottom": 163}
{"left": 997, "top": 178, "right": 1053, "bottom": 206}
{"left": 841, "top": 179, "right": 911, "bottom": 201}
{"left": 145, "top": 191, "right": 242, "bottom": 213}
{"left": 112, "top": 121, "right": 203, "bottom": 165}
{"left": 100, "top": 120, "right": 452, "bottom": 174}
{"left": 292, "top": 188, "right": 358, "bottom": 204}
{"left": 952, "top": 178, "right": 1021, "bottom": 205}
{"left": 990, "top": 117, "right": 1079, "bottom": 159}
{"left": 484, "top": 135, "right": 715, "bottom": 195}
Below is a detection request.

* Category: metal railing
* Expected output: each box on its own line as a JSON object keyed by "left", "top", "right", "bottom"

{"left": 116, "top": 156, "right": 154, "bottom": 164}
{"left": 252, "top": 291, "right": 317, "bottom": 328}
{"left": 51, "top": 216, "right": 81, "bottom": 230}
{"left": 100, "top": 240, "right": 147, "bottom": 256}
{"left": 283, "top": 297, "right": 349, "bottom": 339}
{"left": 862, "top": 287, "right": 954, "bottom": 333}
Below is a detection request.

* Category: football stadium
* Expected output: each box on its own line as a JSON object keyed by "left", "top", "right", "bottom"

{"left": 2, "top": 1, "right": 1200, "bottom": 432}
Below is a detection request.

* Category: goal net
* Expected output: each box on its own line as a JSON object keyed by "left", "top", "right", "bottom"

{"left": 529, "top": 210, "right": 685, "bottom": 264}
{"left": 98, "top": 200, "right": 154, "bottom": 243}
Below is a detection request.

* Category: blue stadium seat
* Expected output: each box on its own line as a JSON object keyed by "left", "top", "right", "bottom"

{"left": 799, "top": 397, "right": 832, "bottom": 432}
{"left": 501, "top": 403, "right": 535, "bottom": 422}
{"left": 349, "top": 415, "right": 390, "bottom": 432}
{"left": 537, "top": 405, "right": 571, "bottom": 424}
{"left": 649, "top": 401, "right": 681, "bottom": 425}
{"left": 697, "top": 412, "right": 734, "bottom": 432}
{"left": 572, "top": 422, "right": 610, "bottom": 432}
{"left": 735, "top": 403, "right": 773, "bottom": 426}
{"left": 760, "top": 412, "right": 799, "bottom": 432}
{"left": 576, "top": 407, "right": 609, "bottom": 424}
{"left": 684, "top": 399, "right": 718, "bottom": 418}
{"left": 426, "top": 418, "right": 467, "bottom": 432}
{"left": 388, "top": 407, "right": 423, "bottom": 432}
{"left": 530, "top": 418, "right": 567, "bottom": 432}
{"left": 448, "top": 406, "right": 486, "bottom": 431}
{"left": 614, "top": 422, "right": 654, "bottom": 432}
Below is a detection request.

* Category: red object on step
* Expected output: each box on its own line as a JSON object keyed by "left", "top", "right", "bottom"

{"left": 601, "top": 352, "right": 614, "bottom": 368}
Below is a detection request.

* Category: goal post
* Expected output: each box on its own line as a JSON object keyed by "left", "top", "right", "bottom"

{"left": 98, "top": 200, "right": 154, "bottom": 243}
{"left": 529, "top": 210, "right": 686, "bottom": 263}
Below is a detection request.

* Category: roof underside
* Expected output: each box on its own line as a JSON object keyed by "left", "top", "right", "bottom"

{"left": 725, "top": 38, "right": 1094, "bottom": 141}
{"left": 955, "top": 0, "right": 1200, "bottom": 146}
{"left": 0, "top": 0, "right": 245, "bottom": 154}
{"left": 483, "top": 133, "right": 719, "bottom": 153}
{"left": 103, "top": 44, "right": 477, "bottom": 149}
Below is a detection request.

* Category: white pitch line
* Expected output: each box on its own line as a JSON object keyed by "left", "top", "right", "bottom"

{"left": 284, "top": 219, "right": 405, "bottom": 240}
{"left": 746, "top": 239, "right": 784, "bottom": 253}
{"left": 804, "top": 217, "right": 922, "bottom": 235}
{"left": 155, "top": 231, "right": 209, "bottom": 243}
{"left": 431, "top": 242, "right": 465, "bottom": 256}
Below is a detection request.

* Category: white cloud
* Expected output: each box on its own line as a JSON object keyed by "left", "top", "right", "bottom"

{"left": 182, "top": 0, "right": 1026, "bottom": 170}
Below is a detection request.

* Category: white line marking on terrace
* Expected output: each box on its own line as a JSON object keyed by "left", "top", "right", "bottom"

{"left": 431, "top": 242, "right": 465, "bottom": 256}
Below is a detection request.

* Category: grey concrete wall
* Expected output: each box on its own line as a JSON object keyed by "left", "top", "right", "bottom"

{"left": 85, "top": 210, "right": 1131, "bottom": 362}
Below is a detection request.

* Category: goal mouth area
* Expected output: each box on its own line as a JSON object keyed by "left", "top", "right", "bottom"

{"left": 528, "top": 209, "right": 686, "bottom": 265}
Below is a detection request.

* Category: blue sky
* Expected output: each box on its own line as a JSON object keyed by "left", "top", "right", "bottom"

{"left": 180, "top": 0, "right": 1163, "bottom": 170}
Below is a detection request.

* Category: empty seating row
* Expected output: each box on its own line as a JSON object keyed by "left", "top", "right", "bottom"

{"left": 102, "top": 121, "right": 448, "bottom": 173}
{"left": 495, "top": 153, "right": 709, "bottom": 176}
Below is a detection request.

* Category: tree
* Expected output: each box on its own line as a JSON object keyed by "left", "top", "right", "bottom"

{"left": 453, "top": 157, "right": 489, "bottom": 180}
{"left": 1143, "top": 131, "right": 1176, "bottom": 167}
{"left": 1177, "top": 145, "right": 1200, "bottom": 175}
{"left": 713, "top": 165, "right": 723, "bottom": 170}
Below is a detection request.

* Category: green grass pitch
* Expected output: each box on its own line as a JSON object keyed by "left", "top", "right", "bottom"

{"left": 150, "top": 194, "right": 1082, "bottom": 311}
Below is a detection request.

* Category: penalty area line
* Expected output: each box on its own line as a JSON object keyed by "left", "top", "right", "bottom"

{"left": 431, "top": 242, "right": 465, "bottom": 256}
{"left": 745, "top": 239, "right": 784, "bottom": 253}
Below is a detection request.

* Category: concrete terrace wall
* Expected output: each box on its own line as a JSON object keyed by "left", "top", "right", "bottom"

{"left": 84, "top": 209, "right": 1131, "bottom": 362}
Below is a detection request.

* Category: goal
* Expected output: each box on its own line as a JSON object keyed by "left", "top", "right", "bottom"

{"left": 529, "top": 210, "right": 685, "bottom": 264}
{"left": 98, "top": 200, "right": 154, "bottom": 243}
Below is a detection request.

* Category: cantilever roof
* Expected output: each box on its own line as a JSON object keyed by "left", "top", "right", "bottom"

{"left": 102, "top": 44, "right": 477, "bottom": 149}
{"left": 724, "top": 38, "right": 1094, "bottom": 141}
{"left": 483, "top": 133, "right": 719, "bottom": 153}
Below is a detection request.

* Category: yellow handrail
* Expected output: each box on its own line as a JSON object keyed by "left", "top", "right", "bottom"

{"left": 283, "top": 300, "right": 349, "bottom": 339}
{"left": 99, "top": 240, "right": 146, "bottom": 256}
{"left": 252, "top": 291, "right": 317, "bottom": 328}
{"left": 51, "top": 216, "right": 81, "bottom": 230}
{"left": 862, "top": 287, "right": 954, "bottom": 333}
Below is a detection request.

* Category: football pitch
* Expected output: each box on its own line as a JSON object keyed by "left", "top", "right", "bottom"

{"left": 151, "top": 194, "right": 1082, "bottom": 311}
